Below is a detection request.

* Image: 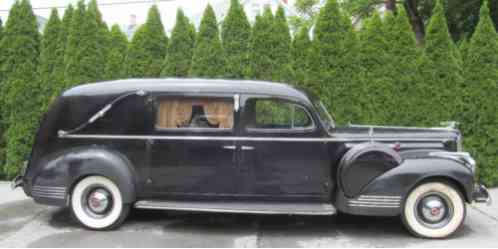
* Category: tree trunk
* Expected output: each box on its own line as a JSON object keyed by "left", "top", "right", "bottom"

{"left": 403, "top": 0, "right": 425, "bottom": 45}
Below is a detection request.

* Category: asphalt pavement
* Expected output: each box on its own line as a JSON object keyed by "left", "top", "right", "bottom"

{"left": 1, "top": 181, "right": 497, "bottom": 248}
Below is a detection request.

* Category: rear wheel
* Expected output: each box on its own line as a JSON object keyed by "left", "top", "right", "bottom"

{"left": 402, "top": 181, "right": 466, "bottom": 239}
{"left": 70, "top": 176, "right": 130, "bottom": 230}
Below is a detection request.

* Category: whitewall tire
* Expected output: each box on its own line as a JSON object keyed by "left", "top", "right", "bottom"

{"left": 70, "top": 176, "right": 130, "bottom": 230}
{"left": 402, "top": 181, "right": 466, "bottom": 239}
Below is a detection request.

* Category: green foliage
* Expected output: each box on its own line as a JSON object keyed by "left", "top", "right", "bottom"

{"left": 424, "top": 0, "right": 464, "bottom": 123}
{"left": 270, "top": 6, "right": 294, "bottom": 82}
{"left": 64, "top": 0, "right": 105, "bottom": 88}
{"left": 104, "top": 25, "right": 128, "bottom": 80}
{"left": 357, "top": 13, "right": 392, "bottom": 124}
{"left": 0, "top": 0, "right": 41, "bottom": 177}
{"left": 291, "top": 26, "right": 311, "bottom": 87}
{"left": 221, "top": 0, "right": 251, "bottom": 79}
{"left": 462, "top": 1, "right": 498, "bottom": 186}
{"left": 39, "top": 9, "right": 63, "bottom": 113}
{"left": 126, "top": 5, "right": 168, "bottom": 77}
{"left": 161, "top": 9, "right": 195, "bottom": 77}
{"left": 248, "top": 8, "right": 274, "bottom": 81}
{"left": 88, "top": 0, "right": 110, "bottom": 67}
{"left": 189, "top": 4, "right": 226, "bottom": 78}
{"left": 52, "top": 4, "right": 73, "bottom": 94}
{"left": 383, "top": 10, "right": 423, "bottom": 126}
{"left": 308, "top": 0, "right": 360, "bottom": 124}
{"left": 0, "top": 18, "right": 3, "bottom": 42}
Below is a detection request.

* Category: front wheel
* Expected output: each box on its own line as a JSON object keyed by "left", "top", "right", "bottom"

{"left": 70, "top": 176, "right": 130, "bottom": 230}
{"left": 402, "top": 181, "right": 466, "bottom": 239}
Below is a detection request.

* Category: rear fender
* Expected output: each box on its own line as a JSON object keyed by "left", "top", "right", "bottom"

{"left": 29, "top": 146, "right": 137, "bottom": 206}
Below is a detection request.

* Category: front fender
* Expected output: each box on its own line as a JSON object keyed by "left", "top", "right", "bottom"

{"left": 29, "top": 146, "right": 137, "bottom": 206}
{"left": 336, "top": 156, "right": 474, "bottom": 216}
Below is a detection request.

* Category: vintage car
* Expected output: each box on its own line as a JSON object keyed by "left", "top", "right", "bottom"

{"left": 12, "top": 78, "right": 490, "bottom": 238}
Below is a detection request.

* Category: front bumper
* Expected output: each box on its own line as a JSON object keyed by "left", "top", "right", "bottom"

{"left": 473, "top": 184, "right": 492, "bottom": 205}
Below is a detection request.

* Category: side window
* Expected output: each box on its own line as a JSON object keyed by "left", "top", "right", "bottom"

{"left": 155, "top": 97, "right": 234, "bottom": 130}
{"left": 245, "top": 98, "right": 314, "bottom": 131}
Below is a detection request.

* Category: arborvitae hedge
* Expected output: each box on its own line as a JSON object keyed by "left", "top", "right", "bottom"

{"left": 357, "top": 13, "right": 392, "bottom": 124}
{"left": 383, "top": 9, "right": 423, "bottom": 126}
{"left": 0, "top": 0, "right": 40, "bottom": 177}
{"left": 104, "top": 25, "right": 128, "bottom": 80}
{"left": 161, "top": 9, "right": 195, "bottom": 77}
{"left": 126, "top": 5, "right": 168, "bottom": 78}
{"left": 424, "top": 0, "right": 464, "bottom": 123}
{"left": 64, "top": 0, "right": 105, "bottom": 87}
{"left": 221, "top": 0, "right": 251, "bottom": 79}
{"left": 463, "top": 1, "right": 498, "bottom": 186}
{"left": 39, "top": 9, "right": 63, "bottom": 113}
{"left": 0, "top": 17, "right": 4, "bottom": 175}
{"left": 271, "top": 6, "right": 294, "bottom": 83}
{"left": 53, "top": 4, "right": 73, "bottom": 94}
{"left": 308, "top": 0, "right": 360, "bottom": 124}
{"left": 248, "top": 8, "right": 274, "bottom": 81}
{"left": 189, "top": 4, "right": 226, "bottom": 78}
{"left": 291, "top": 26, "right": 311, "bottom": 87}
{"left": 88, "top": 0, "right": 110, "bottom": 70}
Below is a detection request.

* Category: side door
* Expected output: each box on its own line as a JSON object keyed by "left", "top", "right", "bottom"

{"left": 238, "top": 95, "right": 332, "bottom": 201}
{"left": 145, "top": 93, "right": 240, "bottom": 198}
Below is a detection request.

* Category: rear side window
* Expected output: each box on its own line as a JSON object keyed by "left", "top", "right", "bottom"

{"left": 245, "top": 98, "right": 314, "bottom": 131}
{"left": 155, "top": 97, "right": 234, "bottom": 130}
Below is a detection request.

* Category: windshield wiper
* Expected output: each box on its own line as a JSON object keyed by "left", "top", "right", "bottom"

{"left": 58, "top": 90, "right": 147, "bottom": 136}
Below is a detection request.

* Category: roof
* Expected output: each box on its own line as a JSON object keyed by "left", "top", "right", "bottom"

{"left": 62, "top": 78, "right": 312, "bottom": 102}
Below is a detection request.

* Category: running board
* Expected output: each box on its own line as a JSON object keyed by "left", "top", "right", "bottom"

{"left": 134, "top": 200, "right": 336, "bottom": 215}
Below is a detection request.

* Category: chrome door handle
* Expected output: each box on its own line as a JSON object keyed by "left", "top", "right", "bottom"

{"left": 241, "top": 146, "right": 254, "bottom": 151}
{"left": 222, "top": 145, "right": 237, "bottom": 150}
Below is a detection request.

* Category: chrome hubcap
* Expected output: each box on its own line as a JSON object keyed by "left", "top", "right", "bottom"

{"left": 87, "top": 188, "right": 111, "bottom": 214}
{"left": 415, "top": 193, "right": 453, "bottom": 228}
{"left": 420, "top": 196, "right": 446, "bottom": 223}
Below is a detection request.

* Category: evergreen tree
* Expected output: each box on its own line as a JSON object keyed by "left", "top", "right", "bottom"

{"left": 291, "top": 25, "right": 311, "bottom": 87}
{"left": 88, "top": 0, "right": 110, "bottom": 68}
{"left": 463, "top": 0, "right": 498, "bottom": 186}
{"left": 424, "top": 0, "right": 464, "bottom": 123}
{"left": 126, "top": 5, "right": 168, "bottom": 77}
{"left": 64, "top": 0, "right": 105, "bottom": 87}
{"left": 39, "top": 9, "right": 63, "bottom": 113}
{"left": 357, "top": 13, "right": 392, "bottom": 124}
{"left": 271, "top": 6, "right": 294, "bottom": 82}
{"left": 104, "top": 24, "right": 128, "bottom": 80}
{"left": 221, "top": 0, "right": 251, "bottom": 79}
{"left": 161, "top": 9, "right": 195, "bottom": 77}
{"left": 52, "top": 4, "right": 73, "bottom": 94}
{"left": 383, "top": 9, "right": 423, "bottom": 126}
{"left": 248, "top": 7, "right": 274, "bottom": 81}
{"left": 189, "top": 4, "right": 226, "bottom": 78}
{"left": 0, "top": 0, "right": 41, "bottom": 177}
{"left": 0, "top": 18, "right": 3, "bottom": 43}
{"left": 307, "top": 0, "right": 360, "bottom": 124}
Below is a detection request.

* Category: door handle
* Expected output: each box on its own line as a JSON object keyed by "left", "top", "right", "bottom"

{"left": 222, "top": 145, "right": 237, "bottom": 150}
{"left": 241, "top": 146, "right": 255, "bottom": 151}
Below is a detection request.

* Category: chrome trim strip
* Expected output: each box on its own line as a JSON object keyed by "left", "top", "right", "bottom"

{"left": 359, "top": 195, "right": 401, "bottom": 199}
{"left": 32, "top": 192, "right": 65, "bottom": 199}
{"left": 134, "top": 201, "right": 336, "bottom": 215}
{"left": 59, "top": 134, "right": 450, "bottom": 143}
{"left": 349, "top": 204, "right": 399, "bottom": 208}
{"left": 349, "top": 201, "right": 400, "bottom": 205}
{"left": 32, "top": 189, "right": 66, "bottom": 194}
{"left": 32, "top": 186, "right": 66, "bottom": 191}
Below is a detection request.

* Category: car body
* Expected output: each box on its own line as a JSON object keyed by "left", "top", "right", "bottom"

{"left": 12, "top": 78, "right": 490, "bottom": 238}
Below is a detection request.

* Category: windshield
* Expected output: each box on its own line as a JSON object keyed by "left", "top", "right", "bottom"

{"left": 313, "top": 100, "right": 335, "bottom": 131}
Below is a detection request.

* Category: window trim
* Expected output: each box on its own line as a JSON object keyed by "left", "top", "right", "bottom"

{"left": 152, "top": 94, "right": 237, "bottom": 133}
{"left": 244, "top": 97, "right": 316, "bottom": 134}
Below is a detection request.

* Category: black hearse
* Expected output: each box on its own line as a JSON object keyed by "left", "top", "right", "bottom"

{"left": 12, "top": 79, "right": 490, "bottom": 238}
